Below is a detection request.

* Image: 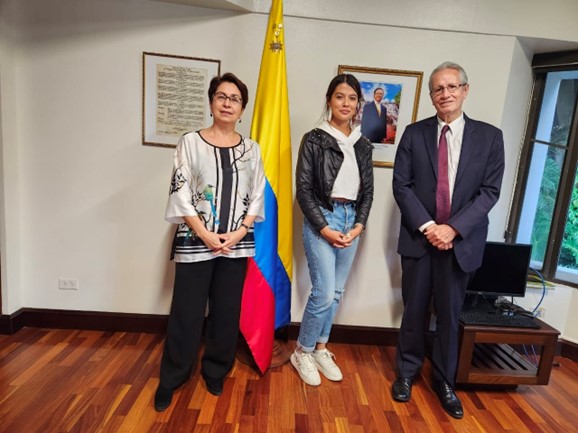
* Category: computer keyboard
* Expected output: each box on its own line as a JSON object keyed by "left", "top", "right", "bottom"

{"left": 460, "top": 310, "right": 540, "bottom": 329}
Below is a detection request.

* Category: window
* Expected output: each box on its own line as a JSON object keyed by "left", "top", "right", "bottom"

{"left": 507, "top": 51, "right": 578, "bottom": 286}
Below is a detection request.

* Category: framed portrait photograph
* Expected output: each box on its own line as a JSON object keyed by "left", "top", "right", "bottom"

{"left": 142, "top": 52, "right": 221, "bottom": 147}
{"left": 338, "top": 65, "right": 423, "bottom": 167}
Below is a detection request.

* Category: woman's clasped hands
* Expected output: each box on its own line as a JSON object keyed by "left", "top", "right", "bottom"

{"left": 198, "top": 228, "right": 247, "bottom": 255}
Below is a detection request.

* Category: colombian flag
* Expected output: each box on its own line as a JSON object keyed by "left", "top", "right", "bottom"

{"left": 240, "top": 0, "right": 292, "bottom": 374}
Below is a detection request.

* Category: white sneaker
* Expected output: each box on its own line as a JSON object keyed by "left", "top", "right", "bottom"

{"left": 290, "top": 350, "right": 321, "bottom": 386}
{"left": 312, "top": 349, "right": 343, "bottom": 381}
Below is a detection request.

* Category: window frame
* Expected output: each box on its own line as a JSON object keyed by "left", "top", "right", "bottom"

{"left": 506, "top": 50, "right": 578, "bottom": 288}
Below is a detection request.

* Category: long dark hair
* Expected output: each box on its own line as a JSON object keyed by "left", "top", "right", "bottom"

{"left": 323, "top": 73, "right": 362, "bottom": 120}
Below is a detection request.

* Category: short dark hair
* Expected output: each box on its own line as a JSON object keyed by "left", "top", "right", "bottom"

{"left": 325, "top": 73, "right": 362, "bottom": 109}
{"left": 208, "top": 72, "right": 249, "bottom": 109}
{"left": 374, "top": 87, "right": 385, "bottom": 95}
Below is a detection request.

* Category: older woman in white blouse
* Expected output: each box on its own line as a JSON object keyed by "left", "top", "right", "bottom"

{"left": 154, "top": 73, "right": 265, "bottom": 411}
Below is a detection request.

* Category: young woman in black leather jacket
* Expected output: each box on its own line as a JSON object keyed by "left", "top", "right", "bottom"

{"left": 290, "top": 74, "right": 374, "bottom": 386}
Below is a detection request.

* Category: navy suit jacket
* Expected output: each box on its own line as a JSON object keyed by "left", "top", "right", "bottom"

{"left": 361, "top": 101, "right": 387, "bottom": 143}
{"left": 392, "top": 114, "right": 505, "bottom": 273}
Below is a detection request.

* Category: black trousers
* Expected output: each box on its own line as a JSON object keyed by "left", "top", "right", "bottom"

{"left": 395, "top": 250, "right": 471, "bottom": 386}
{"left": 159, "top": 257, "right": 248, "bottom": 390}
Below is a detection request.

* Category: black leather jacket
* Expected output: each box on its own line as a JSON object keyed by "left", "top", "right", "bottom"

{"left": 296, "top": 128, "right": 374, "bottom": 232}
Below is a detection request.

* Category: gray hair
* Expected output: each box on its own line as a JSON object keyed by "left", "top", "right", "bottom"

{"left": 428, "top": 61, "right": 469, "bottom": 91}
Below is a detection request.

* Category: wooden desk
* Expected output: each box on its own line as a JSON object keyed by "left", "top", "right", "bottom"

{"left": 456, "top": 318, "right": 559, "bottom": 386}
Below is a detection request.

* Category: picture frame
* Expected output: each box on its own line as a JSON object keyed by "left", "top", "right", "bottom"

{"left": 142, "top": 52, "right": 221, "bottom": 147}
{"left": 338, "top": 65, "right": 423, "bottom": 167}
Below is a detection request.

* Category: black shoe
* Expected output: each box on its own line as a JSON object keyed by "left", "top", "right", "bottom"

{"left": 154, "top": 384, "right": 174, "bottom": 412}
{"left": 204, "top": 377, "right": 224, "bottom": 396}
{"left": 391, "top": 377, "right": 412, "bottom": 402}
{"left": 434, "top": 381, "right": 463, "bottom": 419}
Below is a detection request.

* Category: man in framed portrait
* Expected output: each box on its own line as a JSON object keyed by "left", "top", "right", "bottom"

{"left": 361, "top": 87, "right": 387, "bottom": 143}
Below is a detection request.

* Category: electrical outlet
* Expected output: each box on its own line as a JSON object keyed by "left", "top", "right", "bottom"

{"left": 535, "top": 307, "right": 546, "bottom": 318}
{"left": 59, "top": 278, "right": 78, "bottom": 290}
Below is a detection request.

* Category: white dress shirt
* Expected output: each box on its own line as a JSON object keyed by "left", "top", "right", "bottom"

{"left": 419, "top": 113, "right": 465, "bottom": 232}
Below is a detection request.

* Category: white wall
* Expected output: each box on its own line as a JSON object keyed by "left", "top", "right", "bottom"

{"left": 257, "top": 0, "right": 578, "bottom": 44}
{"left": 0, "top": 0, "right": 23, "bottom": 314}
{"left": 0, "top": 0, "right": 577, "bottom": 342}
{"left": 564, "top": 291, "right": 578, "bottom": 343}
{"left": 492, "top": 39, "right": 534, "bottom": 240}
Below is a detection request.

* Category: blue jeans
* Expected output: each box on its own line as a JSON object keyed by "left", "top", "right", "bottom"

{"left": 297, "top": 201, "right": 360, "bottom": 352}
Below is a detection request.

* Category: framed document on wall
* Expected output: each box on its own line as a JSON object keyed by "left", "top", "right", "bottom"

{"left": 142, "top": 52, "right": 221, "bottom": 147}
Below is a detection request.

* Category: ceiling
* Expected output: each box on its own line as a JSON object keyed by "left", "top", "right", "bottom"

{"left": 149, "top": 0, "right": 255, "bottom": 12}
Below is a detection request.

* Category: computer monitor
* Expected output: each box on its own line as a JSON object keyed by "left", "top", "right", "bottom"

{"left": 465, "top": 241, "right": 532, "bottom": 302}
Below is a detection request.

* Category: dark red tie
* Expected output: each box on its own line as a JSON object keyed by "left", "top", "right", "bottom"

{"left": 436, "top": 125, "right": 451, "bottom": 224}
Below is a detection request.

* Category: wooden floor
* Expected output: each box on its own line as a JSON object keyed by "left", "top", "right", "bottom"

{"left": 0, "top": 328, "right": 577, "bottom": 433}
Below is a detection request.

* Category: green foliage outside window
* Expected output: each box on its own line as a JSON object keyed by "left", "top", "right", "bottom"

{"left": 560, "top": 171, "right": 578, "bottom": 268}
{"left": 531, "top": 154, "right": 560, "bottom": 263}
{"left": 531, "top": 122, "right": 578, "bottom": 270}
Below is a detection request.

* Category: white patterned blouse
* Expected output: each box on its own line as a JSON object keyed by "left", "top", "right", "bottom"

{"left": 165, "top": 131, "right": 266, "bottom": 263}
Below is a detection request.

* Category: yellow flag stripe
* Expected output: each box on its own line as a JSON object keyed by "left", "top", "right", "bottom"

{"left": 250, "top": 0, "right": 292, "bottom": 279}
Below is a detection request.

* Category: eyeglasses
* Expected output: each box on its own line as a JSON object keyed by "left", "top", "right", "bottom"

{"left": 213, "top": 92, "right": 243, "bottom": 105}
{"left": 431, "top": 83, "right": 467, "bottom": 96}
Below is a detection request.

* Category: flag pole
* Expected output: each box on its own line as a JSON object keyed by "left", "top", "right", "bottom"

{"left": 238, "top": 0, "right": 293, "bottom": 374}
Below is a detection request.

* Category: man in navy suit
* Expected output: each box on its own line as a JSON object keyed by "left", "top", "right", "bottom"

{"left": 361, "top": 87, "right": 387, "bottom": 143}
{"left": 391, "top": 62, "right": 505, "bottom": 419}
